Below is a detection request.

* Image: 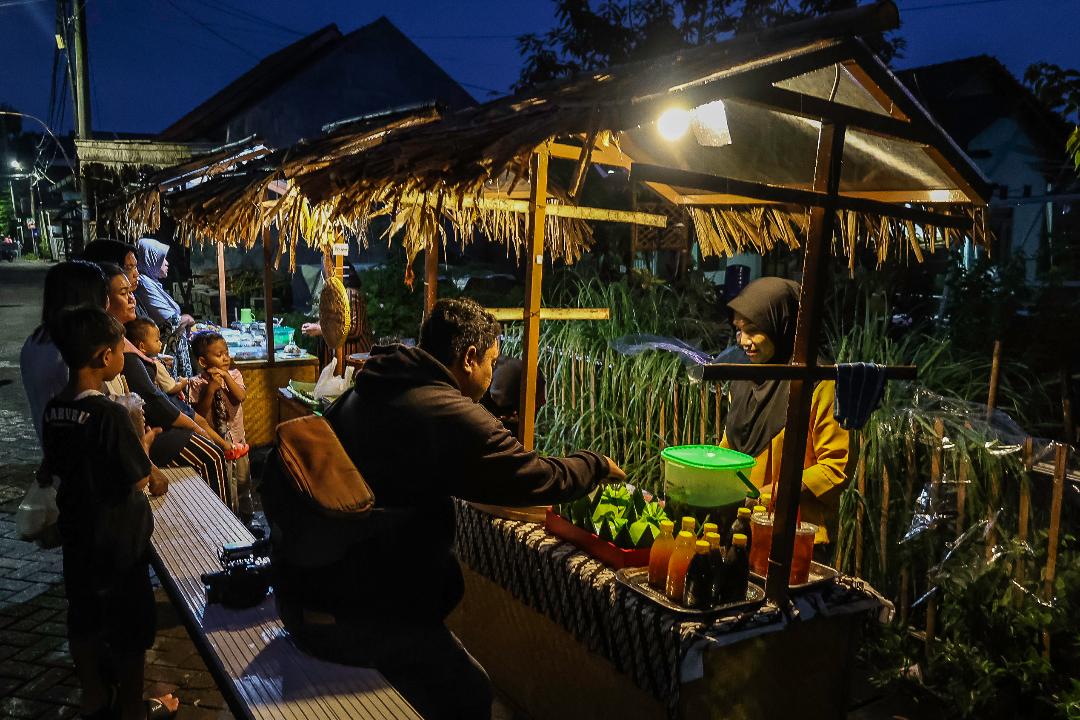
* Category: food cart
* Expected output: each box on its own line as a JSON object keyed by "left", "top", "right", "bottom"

{"left": 106, "top": 2, "right": 993, "bottom": 716}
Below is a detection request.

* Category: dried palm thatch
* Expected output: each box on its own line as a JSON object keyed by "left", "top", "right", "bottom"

{"left": 689, "top": 204, "right": 992, "bottom": 275}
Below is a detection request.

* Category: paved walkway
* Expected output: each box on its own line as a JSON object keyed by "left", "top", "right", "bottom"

{"left": 0, "top": 260, "right": 232, "bottom": 719}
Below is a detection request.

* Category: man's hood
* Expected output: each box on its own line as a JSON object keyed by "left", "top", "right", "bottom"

{"left": 358, "top": 344, "right": 461, "bottom": 392}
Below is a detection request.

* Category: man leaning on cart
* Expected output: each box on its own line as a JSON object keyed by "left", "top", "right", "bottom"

{"left": 262, "top": 297, "right": 625, "bottom": 720}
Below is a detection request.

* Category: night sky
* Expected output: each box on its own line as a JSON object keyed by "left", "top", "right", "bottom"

{"left": 1, "top": 0, "right": 1078, "bottom": 137}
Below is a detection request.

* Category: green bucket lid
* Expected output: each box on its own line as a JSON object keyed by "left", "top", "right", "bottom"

{"left": 661, "top": 445, "right": 756, "bottom": 471}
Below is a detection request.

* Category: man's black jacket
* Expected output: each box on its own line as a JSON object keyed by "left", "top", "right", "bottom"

{"left": 262, "top": 345, "right": 606, "bottom": 624}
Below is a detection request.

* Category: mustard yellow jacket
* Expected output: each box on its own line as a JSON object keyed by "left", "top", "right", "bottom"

{"left": 722, "top": 380, "right": 850, "bottom": 542}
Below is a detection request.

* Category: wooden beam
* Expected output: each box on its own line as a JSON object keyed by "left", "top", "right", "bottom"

{"left": 424, "top": 235, "right": 439, "bottom": 319}
{"left": 262, "top": 225, "right": 275, "bottom": 366}
{"left": 632, "top": 164, "right": 972, "bottom": 230}
{"left": 1043, "top": 444, "right": 1068, "bottom": 658}
{"left": 690, "top": 363, "right": 916, "bottom": 382}
{"left": 518, "top": 148, "right": 548, "bottom": 450}
{"left": 765, "top": 121, "right": 846, "bottom": 606}
{"left": 400, "top": 193, "right": 668, "bottom": 228}
{"left": 676, "top": 189, "right": 968, "bottom": 206}
{"left": 549, "top": 141, "right": 632, "bottom": 169}
{"left": 216, "top": 241, "right": 228, "bottom": 327}
{"left": 729, "top": 84, "right": 932, "bottom": 146}
{"left": 487, "top": 308, "right": 610, "bottom": 322}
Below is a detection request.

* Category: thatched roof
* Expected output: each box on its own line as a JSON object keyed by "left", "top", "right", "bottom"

{"left": 107, "top": 0, "right": 991, "bottom": 270}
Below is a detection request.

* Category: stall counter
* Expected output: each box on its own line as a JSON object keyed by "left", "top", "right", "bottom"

{"left": 233, "top": 352, "right": 318, "bottom": 445}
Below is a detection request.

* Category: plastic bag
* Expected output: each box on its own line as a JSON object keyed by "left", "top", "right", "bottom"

{"left": 110, "top": 391, "right": 146, "bottom": 435}
{"left": 312, "top": 358, "right": 355, "bottom": 400}
{"left": 16, "top": 480, "right": 59, "bottom": 542}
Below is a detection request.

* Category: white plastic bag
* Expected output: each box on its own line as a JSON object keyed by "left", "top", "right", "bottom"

{"left": 16, "top": 480, "right": 59, "bottom": 542}
{"left": 312, "top": 357, "right": 355, "bottom": 400}
{"left": 110, "top": 391, "right": 146, "bottom": 435}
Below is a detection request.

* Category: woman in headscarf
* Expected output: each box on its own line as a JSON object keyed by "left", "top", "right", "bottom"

{"left": 134, "top": 238, "right": 195, "bottom": 379}
{"left": 721, "top": 277, "right": 849, "bottom": 545}
{"left": 300, "top": 261, "right": 373, "bottom": 368}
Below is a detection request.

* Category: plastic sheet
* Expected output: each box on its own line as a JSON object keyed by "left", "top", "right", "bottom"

{"left": 609, "top": 334, "right": 745, "bottom": 368}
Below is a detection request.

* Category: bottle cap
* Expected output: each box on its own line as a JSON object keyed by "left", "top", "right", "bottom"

{"left": 694, "top": 540, "right": 710, "bottom": 553}
{"left": 752, "top": 505, "right": 767, "bottom": 514}
{"left": 704, "top": 532, "right": 722, "bottom": 547}
{"left": 702, "top": 522, "right": 718, "bottom": 534}
{"left": 680, "top": 516, "right": 696, "bottom": 530}
{"left": 677, "top": 530, "right": 695, "bottom": 539}
{"left": 732, "top": 533, "right": 748, "bottom": 546}
{"left": 659, "top": 519, "right": 675, "bottom": 532}
{"left": 737, "top": 507, "right": 751, "bottom": 518}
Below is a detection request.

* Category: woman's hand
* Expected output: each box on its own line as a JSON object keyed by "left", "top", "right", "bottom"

{"left": 179, "top": 314, "right": 196, "bottom": 329}
{"left": 159, "top": 354, "right": 175, "bottom": 370}
{"left": 301, "top": 322, "right": 323, "bottom": 337}
{"left": 148, "top": 466, "right": 169, "bottom": 496}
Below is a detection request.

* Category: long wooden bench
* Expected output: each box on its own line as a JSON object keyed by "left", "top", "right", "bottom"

{"left": 148, "top": 467, "right": 423, "bottom": 720}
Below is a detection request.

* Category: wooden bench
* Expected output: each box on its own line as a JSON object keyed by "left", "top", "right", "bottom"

{"left": 148, "top": 467, "right": 423, "bottom": 720}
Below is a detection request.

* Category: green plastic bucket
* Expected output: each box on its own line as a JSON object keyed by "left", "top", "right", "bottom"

{"left": 660, "top": 445, "right": 759, "bottom": 511}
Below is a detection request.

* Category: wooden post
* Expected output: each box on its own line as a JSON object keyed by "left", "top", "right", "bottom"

{"left": 855, "top": 432, "right": 866, "bottom": 578}
{"left": 262, "top": 226, "right": 275, "bottom": 366}
{"left": 879, "top": 465, "right": 890, "bottom": 575}
{"left": 986, "top": 339, "right": 1002, "bottom": 418}
{"left": 765, "top": 121, "right": 846, "bottom": 605}
{"left": 925, "top": 418, "right": 945, "bottom": 652}
{"left": 335, "top": 252, "right": 344, "bottom": 374}
{"left": 424, "top": 235, "right": 439, "bottom": 319}
{"left": 1015, "top": 437, "right": 1033, "bottom": 592}
{"left": 517, "top": 147, "right": 549, "bottom": 450}
{"left": 1042, "top": 444, "right": 1068, "bottom": 658}
{"left": 216, "top": 241, "right": 228, "bottom": 327}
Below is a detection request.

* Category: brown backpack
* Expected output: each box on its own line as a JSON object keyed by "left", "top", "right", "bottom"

{"left": 274, "top": 415, "right": 374, "bottom": 513}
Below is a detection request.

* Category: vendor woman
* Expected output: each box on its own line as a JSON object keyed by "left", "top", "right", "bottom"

{"left": 721, "top": 277, "right": 849, "bottom": 545}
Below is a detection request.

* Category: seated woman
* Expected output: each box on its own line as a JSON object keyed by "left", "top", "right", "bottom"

{"left": 95, "top": 262, "right": 230, "bottom": 505}
{"left": 721, "top": 277, "right": 849, "bottom": 546}
{"left": 134, "top": 238, "right": 195, "bottom": 379}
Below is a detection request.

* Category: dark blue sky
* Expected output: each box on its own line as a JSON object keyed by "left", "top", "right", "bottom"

{"left": 1, "top": 0, "right": 1077, "bottom": 136}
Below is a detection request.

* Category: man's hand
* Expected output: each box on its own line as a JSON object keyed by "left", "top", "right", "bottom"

{"left": 179, "top": 314, "right": 196, "bottom": 329}
{"left": 142, "top": 426, "right": 162, "bottom": 455}
{"left": 602, "top": 456, "right": 627, "bottom": 484}
{"left": 301, "top": 322, "right": 323, "bottom": 337}
{"left": 148, "top": 465, "right": 169, "bottom": 496}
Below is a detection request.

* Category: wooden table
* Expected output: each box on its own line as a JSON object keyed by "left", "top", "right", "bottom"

{"left": 234, "top": 353, "right": 319, "bottom": 445}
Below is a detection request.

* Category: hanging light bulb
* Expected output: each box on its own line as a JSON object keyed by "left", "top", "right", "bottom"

{"left": 657, "top": 108, "right": 691, "bottom": 141}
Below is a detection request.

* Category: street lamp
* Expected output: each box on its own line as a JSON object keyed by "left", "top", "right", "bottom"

{"left": 8, "top": 159, "right": 21, "bottom": 170}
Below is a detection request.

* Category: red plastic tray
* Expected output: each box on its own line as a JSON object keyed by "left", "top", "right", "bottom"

{"left": 543, "top": 509, "right": 651, "bottom": 569}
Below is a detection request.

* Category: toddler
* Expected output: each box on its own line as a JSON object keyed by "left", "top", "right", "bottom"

{"left": 125, "top": 318, "right": 248, "bottom": 463}
{"left": 188, "top": 331, "right": 252, "bottom": 520}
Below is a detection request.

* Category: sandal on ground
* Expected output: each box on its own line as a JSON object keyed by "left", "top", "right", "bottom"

{"left": 145, "top": 696, "right": 180, "bottom": 719}
{"left": 224, "top": 442, "right": 249, "bottom": 461}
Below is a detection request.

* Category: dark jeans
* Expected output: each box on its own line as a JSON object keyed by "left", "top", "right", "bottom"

{"left": 280, "top": 603, "right": 493, "bottom": 720}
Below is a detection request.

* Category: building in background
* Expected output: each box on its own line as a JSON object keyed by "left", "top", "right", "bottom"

{"left": 158, "top": 17, "right": 475, "bottom": 148}
{"left": 899, "top": 56, "right": 1079, "bottom": 284}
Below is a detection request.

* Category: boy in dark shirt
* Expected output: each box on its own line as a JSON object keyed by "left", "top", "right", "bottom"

{"left": 43, "top": 307, "right": 178, "bottom": 720}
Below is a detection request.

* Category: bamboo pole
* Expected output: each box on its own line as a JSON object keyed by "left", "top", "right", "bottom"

{"left": 925, "top": 418, "right": 945, "bottom": 652}
{"left": 880, "top": 465, "right": 890, "bottom": 575}
{"left": 334, "top": 252, "right": 344, "bottom": 374}
{"left": 855, "top": 432, "right": 866, "bottom": 578}
{"left": 700, "top": 384, "right": 707, "bottom": 444}
{"left": 517, "top": 147, "right": 548, "bottom": 450}
{"left": 714, "top": 386, "right": 722, "bottom": 445}
{"left": 1016, "top": 438, "right": 1033, "bottom": 590}
{"left": 1042, "top": 444, "right": 1069, "bottom": 659}
{"left": 216, "top": 241, "right": 228, "bottom": 326}
{"left": 986, "top": 339, "right": 1002, "bottom": 418}
{"left": 424, "top": 235, "right": 439, "bottom": 319}
{"left": 956, "top": 458, "right": 969, "bottom": 535}
{"left": 262, "top": 225, "right": 275, "bottom": 366}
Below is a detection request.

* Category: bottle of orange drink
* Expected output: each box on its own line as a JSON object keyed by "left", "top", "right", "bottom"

{"left": 665, "top": 530, "right": 697, "bottom": 600}
{"left": 648, "top": 520, "right": 676, "bottom": 589}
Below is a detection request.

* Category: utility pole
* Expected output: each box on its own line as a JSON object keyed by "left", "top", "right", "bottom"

{"left": 69, "top": 0, "right": 93, "bottom": 250}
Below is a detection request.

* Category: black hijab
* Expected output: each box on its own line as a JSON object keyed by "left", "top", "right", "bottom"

{"left": 724, "top": 277, "right": 801, "bottom": 458}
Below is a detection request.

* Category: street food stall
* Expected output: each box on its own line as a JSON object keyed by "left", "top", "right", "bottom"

{"left": 104, "top": 2, "right": 992, "bottom": 716}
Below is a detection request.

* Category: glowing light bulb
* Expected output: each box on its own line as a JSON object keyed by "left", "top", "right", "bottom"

{"left": 657, "top": 108, "right": 691, "bottom": 141}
